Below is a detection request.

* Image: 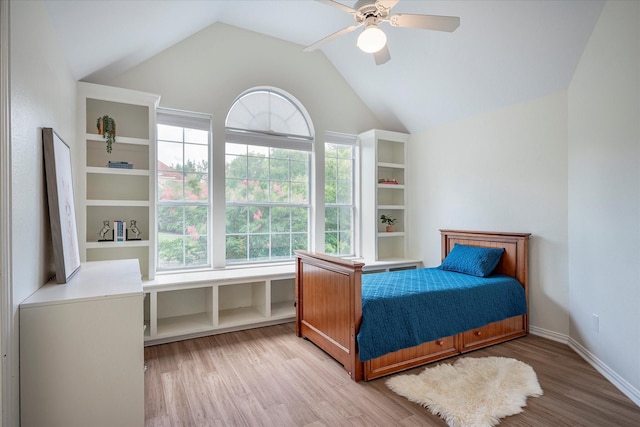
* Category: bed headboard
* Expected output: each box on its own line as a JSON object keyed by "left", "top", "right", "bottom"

{"left": 440, "top": 229, "right": 530, "bottom": 289}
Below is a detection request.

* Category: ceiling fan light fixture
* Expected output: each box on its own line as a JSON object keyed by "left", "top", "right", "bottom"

{"left": 357, "top": 24, "right": 387, "bottom": 53}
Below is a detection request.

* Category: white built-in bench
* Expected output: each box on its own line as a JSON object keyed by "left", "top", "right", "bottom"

{"left": 143, "top": 258, "right": 422, "bottom": 345}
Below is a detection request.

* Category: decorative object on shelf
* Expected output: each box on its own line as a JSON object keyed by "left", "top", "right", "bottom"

{"left": 378, "top": 178, "right": 399, "bottom": 184}
{"left": 107, "top": 161, "right": 133, "bottom": 169}
{"left": 127, "top": 220, "right": 142, "bottom": 241}
{"left": 42, "top": 128, "right": 81, "bottom": 283}
{"left": 380, "top": 214, "right": 397, "bottom": 232}
{"left": 98, "top": 220, "right": 113, "bottom": 241}
{"left": 96, "top": 115, "right": 117, "bottom": 153}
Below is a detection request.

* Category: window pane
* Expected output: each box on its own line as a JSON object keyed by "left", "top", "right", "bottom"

{"left": 271, "top": 181, "right": 289, "bottom": 202}
{"left": 226, "top": 178, "right": 248, "bottom": 202}
{"left": 158, "top": 175, "right": 184, "bottom": 201}
{"left": 184, "top": 144, "right": 208, "bottom": 172}
{"left": 290, "top": 182, "right": 308, "bottom": 203}
{"left": 226, "top": 206, "right": 248, "bottom": 233}
{"left": 271, "top": 207, "right": 290, "bottom": 232}
{"left": 271, "top": 233, "right": 291, "bottom": 258}
{"left": 184, "top": 173, "right": 208, "bottom": 201}
{"left": 157, "top": 124, "right": 183, "bottom": 142}
{"left": 325, "top": 207, "right": 337, "bottom": 232}
{"left": 247, "top": 180, "right": 269, "bottom": 202}
{"left": 338, "top": 207, "right": 352, "bottom": 231}
{"left": 226, "top": 235, "right": 246, "bottom": 262}
{"left": 270, "top": 158, "right": 289, "bottom": 180}
{"left": 185, "top": 206, "right": 208, "bottom": 235}
{"left": 336, "top": 180, "right": 352, "bottom": 204}
{"left": 249, "top": 207, "right": 268, "bottom": 233}
{"left": 337, "top": 159, "right": 351, "bottom": 181}
{"left": 184, "top": 128, "right": 208, "bottom": 145}
{"left": 248, "top": 234, "right": 269, "bottom": 261}
{"left": 226, "top": 155, "right": 247, "bottom": 179}
{"left": 185, "top": 236, "right": 207, "bottom": 266}
{"left": 158, "top": 141, "right": 183, "bottom": 171}
{"left": 158, "top": 236, "right": 184, "bottom": 267}
{"left": 248, "top": 156, "right": 268, "bottom": 180}
{"left": 292, "top": 208, "right": 308, "bottom": 232}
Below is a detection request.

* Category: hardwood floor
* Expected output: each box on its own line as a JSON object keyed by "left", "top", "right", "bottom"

{"left": 144, "top": 323, "right": 640, "bottom": 426}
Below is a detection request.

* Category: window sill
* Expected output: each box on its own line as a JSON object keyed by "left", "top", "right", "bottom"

{"left": 144, "top": 263, "right": 296, "bottom": 289}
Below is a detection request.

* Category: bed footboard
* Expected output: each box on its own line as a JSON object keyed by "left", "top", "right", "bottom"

{"left": 295, "top": 251, "right": 364, "bottom": 381}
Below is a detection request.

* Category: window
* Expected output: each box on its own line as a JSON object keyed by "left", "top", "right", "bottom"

{"left": 324, "top": 132, "right": 356, "bottom": 256}
{"left": 225, "top": 88, "right": 313, "bottom": 265}
{"left": 156, "top": 108, "right": 211, "bottom": 270}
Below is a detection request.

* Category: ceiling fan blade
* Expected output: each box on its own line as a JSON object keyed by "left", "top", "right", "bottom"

{"left": 390, "top": 14, "right": 460, "bottom": 32}
{"left": 374, "top": 44, "right": 391, "bottom": 65}
{"left": 315, "top": 0, "right": 357, "bottom": 15}
{"left": 377, "top": 0, "right": 400, "bottom": 11}
{"left": 303, "top": 24, "right": 361, "bottom": 52}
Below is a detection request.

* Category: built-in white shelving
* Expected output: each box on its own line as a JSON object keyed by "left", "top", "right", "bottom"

{"left": 359, "top": 129, "right": 411, "bottom": 261}
{"left": 77, "top": 82, "right": 160, "bottom": 279}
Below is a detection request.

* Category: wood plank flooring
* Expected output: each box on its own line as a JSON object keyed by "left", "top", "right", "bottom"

{"left": 144, "top": 323, "right": 640, "bottom": 426}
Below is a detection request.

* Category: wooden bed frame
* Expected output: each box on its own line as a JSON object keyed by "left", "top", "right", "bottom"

{"left": 295, "top": 229, "right": 530, "bottom": 382}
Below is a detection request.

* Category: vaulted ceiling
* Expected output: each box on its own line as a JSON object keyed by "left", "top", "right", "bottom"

{"left": 43, "top": 0, "right": 605, "bottom": 133}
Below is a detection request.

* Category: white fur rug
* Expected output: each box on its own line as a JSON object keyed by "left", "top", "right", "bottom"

{"left": 386, "top": 357, "right": 543, "bottom": 427}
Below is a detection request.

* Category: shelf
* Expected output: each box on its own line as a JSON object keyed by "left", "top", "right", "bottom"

{"left": 85, "top": 133, "right": 149, "bottom": 146}
{"left": 219, "top": 306, "right": 267, "bottom": 327}
{"left": 86, "top": 166, "right": 150, "bottom": 176}
{"left": 378, "top": 204, "right": 405, "bottom": 210}
{"left": 377, "top": 184, "right": 405, "bottom": 190}
{"left": 86, "top": 200, "right": 150, "bottom": 207}
{"left": 157, "top": 312, "right": 214, "bottom": 337}
{"left": 378, "top": 232, "right": 406, "bottom": 237}
{"left": 378, "top": 161, "right": 404, "bottom": 169}
{"left": 86, "top": 240, "right": 150, "bottom": 249}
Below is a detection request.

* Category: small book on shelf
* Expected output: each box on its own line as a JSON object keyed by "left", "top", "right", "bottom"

{"left": 108, "top": 161, "right": 133, "bottom": 169}
{"left": 114, "top": 220, "right": 126, "bottom": 242}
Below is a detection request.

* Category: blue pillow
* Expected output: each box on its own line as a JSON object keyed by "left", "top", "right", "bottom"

{"left": 439, "top": 244, "right": 504, "bottom": 277}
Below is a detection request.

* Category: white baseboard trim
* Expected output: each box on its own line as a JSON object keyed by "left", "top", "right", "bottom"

{"left": 567, "top": 337, "right": 640, "bottom": 407}
{"left": 530, "top": 326, "right": 640, "bottom": 407}
{"left": 529, "top": 325, "right": 569, "bottom": 344}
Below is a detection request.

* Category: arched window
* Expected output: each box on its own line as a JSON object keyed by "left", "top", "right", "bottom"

{"left": 225, "top": 88, "right": 314, "bottom": 264}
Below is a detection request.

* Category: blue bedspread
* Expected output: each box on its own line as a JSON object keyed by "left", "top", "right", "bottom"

{"left": 357, "top": 268, "right": 527, "bottom": 361}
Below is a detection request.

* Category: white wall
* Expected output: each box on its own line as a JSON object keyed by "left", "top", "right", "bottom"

{"left": 568, "top": 0, "right": 640, "bottom": 396}
{"left": 6, "top": 1, "right": 77, "bottom": 425}
{"left": 93, "top": 22, "right": 381, "bottom": 262}
{"left": 407, "top": 92, "right": 569, "bottom": 336}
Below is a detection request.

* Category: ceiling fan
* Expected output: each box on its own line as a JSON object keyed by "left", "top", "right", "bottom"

{"left": 304, "top": 0, "right": 460, "bottom": 65}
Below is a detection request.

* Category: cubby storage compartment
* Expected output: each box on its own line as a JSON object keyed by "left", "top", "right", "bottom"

{"left": 376, "top": 235, "right": 406, "bottom": 261}
{"left": 87, "top": 139, "right": 150, "bottom": 170}
{"left": 86, "top": 246, "right": 149, "bottom": 280}
{"left": 86, "top": 206, "right": 149, "bottom": 243}
{"left": 86, "top": 173, "right": 149, "bottom": 201}
{"left": 85, "top": 98, "right": 150, "bottom": 138}
{"left": 270, "top": 278, "right": 295, "bottom": 318}
{"left": 218, "top": 281, "right": 267, "bottom": 327}
{"left": 156, "top": 286, "right": 214, "bottom": 337}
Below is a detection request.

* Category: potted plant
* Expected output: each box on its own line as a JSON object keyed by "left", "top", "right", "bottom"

{"left": 96, "top": 115, "right": 116, "bottom": 153}
{"left": 380, "top": 214, "right": 397, "bottom": 232}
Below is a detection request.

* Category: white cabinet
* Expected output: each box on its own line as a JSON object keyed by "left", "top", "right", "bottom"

{"left": 359, "top": 129, "right": 410, "bottom": 261}
{"left": 20, "top": 260, "right": 144, "bottom": 427}
{"left": 77, "top": 82, "right": 160, "bottom": 279}
{"left": 143, "top": 266, "right": 297, "bottom": 344}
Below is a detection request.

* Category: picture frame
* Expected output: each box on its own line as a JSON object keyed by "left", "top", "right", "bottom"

{"left": 43, "top": 128, "right": 81, "bottom": 283}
